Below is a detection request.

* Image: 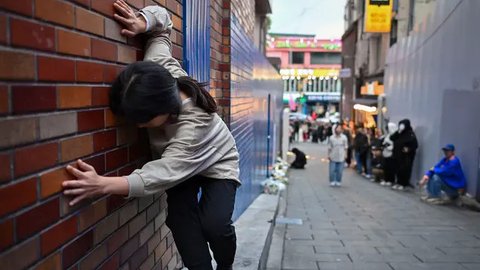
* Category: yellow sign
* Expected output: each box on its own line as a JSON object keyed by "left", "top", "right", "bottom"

{"left": 279, "top": 68, "right": 339, "bottom": 78}
{"left": 364, "top": 0, "right": 393, "bottom": 33}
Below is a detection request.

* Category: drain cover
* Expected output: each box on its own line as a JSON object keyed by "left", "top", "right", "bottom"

{"left": 275, "top": 217, "right": 303, "bottom": 225}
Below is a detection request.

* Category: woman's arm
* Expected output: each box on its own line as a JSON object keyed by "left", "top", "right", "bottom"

{"left": 113, "top": 0, "right": 187, "bottom": 77}
{"left": 63, "top": 136, "right": 223, "bottom": 205}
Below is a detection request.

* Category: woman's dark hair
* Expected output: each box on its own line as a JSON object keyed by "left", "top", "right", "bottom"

{"left": 110, "top": 61, "right": 217, "bottom": 124}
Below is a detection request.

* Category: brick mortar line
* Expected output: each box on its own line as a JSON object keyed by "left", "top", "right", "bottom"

{"left": 0, "top": 141, "right": 139, "bottom": 187}
{"left": 0, "top": 2, "right": 184, "bottom": 35}
{"left": 0, "top": 180, "right": 153, "bottom": 258}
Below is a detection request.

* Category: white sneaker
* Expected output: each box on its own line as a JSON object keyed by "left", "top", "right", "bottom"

{"left": 330, "top": 182, "right": 336, "bottom": 187}
{"left": 380, "top": 181, "right": 386, "bottom": 186}
{"left": 335, "top": 182, "right": 342, "bottom": 187}
{"left": 397, "top": 185, "right": 405, "bottom": 191}
{"left": 426, "top": 197, "right": 443, "bottom": 204}
{"left": 365, "top": 174, "right": 372, "bottom": 179}
{"left": 386, "top": 182, "right": 392, "bottom": 186}
{"left": 420, "top": 195, "right": 429, "bottom": 201}
{"left": 391, "top": 184, "right": 398, "bottom": 190}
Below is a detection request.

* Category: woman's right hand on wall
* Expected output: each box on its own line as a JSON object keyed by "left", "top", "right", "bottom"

{"left": 113, "top": 0, "right": 147, "bottom": 37}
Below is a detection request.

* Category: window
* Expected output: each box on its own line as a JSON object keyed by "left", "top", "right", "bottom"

{"left": 290, "top": 52, "right": 304, "bottom": 64}
{"left": 310, "top": 52, "right": 342, "bottom": 65}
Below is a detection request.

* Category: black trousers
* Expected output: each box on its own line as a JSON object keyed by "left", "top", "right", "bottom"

{"left": 345, "top": 147, "right": 352, "bottom": 166}
{"left": 166, "top": 176, "right": 238, "bottom": 270}
{"left": 359, "top": 151, "right": 368, "bottom": 173}
{"left": 396, "top": 156, "right": 414, "bottom": 187}
{"left": 383, "top": 157, "right": 396, "bottom": 183}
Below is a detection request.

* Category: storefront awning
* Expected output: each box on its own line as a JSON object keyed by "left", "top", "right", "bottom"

{"left": 352, "top": 98, "right": 377, "bottom": 106}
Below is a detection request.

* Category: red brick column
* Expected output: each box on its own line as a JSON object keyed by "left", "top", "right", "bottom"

{"left": 209, "top": 0, "right": 231, "bottom": 124}
{"left": 0, "top": 1, "right": 184, "bottom": 269}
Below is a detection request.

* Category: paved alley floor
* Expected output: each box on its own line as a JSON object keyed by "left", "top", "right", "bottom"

{"left": 278, "top": 143, "right": 480, "bottom": 270}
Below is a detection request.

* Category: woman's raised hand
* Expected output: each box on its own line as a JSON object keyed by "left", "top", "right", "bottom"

{"left": 113, "top": 0, "right": 147, "bottom": 37}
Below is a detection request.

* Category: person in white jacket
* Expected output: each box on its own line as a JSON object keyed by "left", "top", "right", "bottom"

{"left": 62, "top": 2, "right": 239, "bottom": 269}
{"left": 381, "top": 122, "right": 398, "bottom": 187}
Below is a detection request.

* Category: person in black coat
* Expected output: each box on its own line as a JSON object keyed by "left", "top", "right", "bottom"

{"left": 343, "top": 125, "right": 353, "bottom": 167}
{"left": 391, "top": 119, "right": 418, "bottom": 190}
{"left": 291, "top": 148, "right": 307, "bottom": 169}
{"left": 353, "top": 128, "right": 369, "bottom": 174}
{"left": 317, "top": 124, "right": 325, "bottom": 142}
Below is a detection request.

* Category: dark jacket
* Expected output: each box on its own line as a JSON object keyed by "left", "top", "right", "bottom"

{"left": 291, "top": 148, "right": 307, "bottom": 168}
{"left": 391, "top": 119, "right": 418, "bottom": 159}
{"left": 353, "top": 132, "right": 369, "bottom": 154}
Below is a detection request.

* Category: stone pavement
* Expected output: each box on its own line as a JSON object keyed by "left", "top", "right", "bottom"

{"left": 276, "top": 143, "right": 480, "bottom": 270}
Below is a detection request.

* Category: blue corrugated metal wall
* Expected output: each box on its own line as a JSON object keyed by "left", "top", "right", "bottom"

{"left": 230, "top": 15, "right": 283, "bottom": 219}
{"left": 182, "top": 2, "right": 283, "bottom": 219}
{"left": 183, "top": 0, "right": 210, "bottom": 82}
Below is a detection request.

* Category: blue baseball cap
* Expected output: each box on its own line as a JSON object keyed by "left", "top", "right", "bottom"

{"left": 442, "top": 144, "right": 455, "bottom": 151}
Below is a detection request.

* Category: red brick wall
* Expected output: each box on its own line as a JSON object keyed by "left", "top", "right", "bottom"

{"left": 231, "top": 0, "right": 254, "bottom": 39}
{"left": 209, "top": 0, "right": 231, "bottom": 123}
{"left": 0, "top": 1, "right": 184, "bottom": 269}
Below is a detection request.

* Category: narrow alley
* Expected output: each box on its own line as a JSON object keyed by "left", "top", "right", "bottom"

{"left": 276, "top": 143, "right": 480, "bottom": 270}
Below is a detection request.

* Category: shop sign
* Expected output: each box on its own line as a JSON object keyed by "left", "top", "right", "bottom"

{"left": 360, "top": 81, "right": 384, "bottom": 96}
{"left": 339, "top": 68, "right": 352, "bottom": 78}
{"left": 306, "top": 93, "right": 341, "bottom": 102}
{"left": 280, "top": 68, "right": 340, "bottom": 78}
{"left": 273, "top": 40, "right": 341, "bottom": 51}
{"left": 364, "top": 0, "right": 393, "bottom": 33}
{"left": 283, "top": 92, "right": 341, "bottom": 103}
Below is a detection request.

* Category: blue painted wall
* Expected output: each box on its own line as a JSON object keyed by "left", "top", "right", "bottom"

{"left": 183, "top": 0, "right": 210, "bottom": 83}
{"left": 182, "top": 1, "right": 283, "bottom": 219}
{"left": 230, "top": 15, "right": 283, "bottom": 219}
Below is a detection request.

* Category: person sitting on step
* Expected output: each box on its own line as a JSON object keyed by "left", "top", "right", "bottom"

{"left": 419, "top": 144, "right": 466, "bottom": 205}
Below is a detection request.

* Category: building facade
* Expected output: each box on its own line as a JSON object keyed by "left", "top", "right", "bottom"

{"left": 0, "top": 0, "right": 281, "bottom": 268}
{"left": 342, "top": 0, "right": 438, "bottom": 127}
{"left": 342, "top": 0, "right": 389, "bottom": 127}
{"left": 342, "top": 0, "right": 480, "bottom": 198}
{"left": 385, "top": 0, "right": 480, "bottom": 198}
{"left": 266, "top": 34, "right": 342, "bottom": 117}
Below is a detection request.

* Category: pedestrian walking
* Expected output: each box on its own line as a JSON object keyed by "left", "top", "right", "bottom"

{"left": 318, "top": 124, "right": 325, "bottom": 142}
{"left": 353, "top": 127, "right": 369, "bottom": 175}
{"left": 311, "top": 123, "right": 319, "bottom": 143}
{"left": 294, "top": 121, "right": 300, "bottom": 142}
{"left": 381, "top": 122, "right": 398, "bottom": 187}
{"left": 391, "top": 119, "right": 418, "bottom": 190}
{"left": 343, "top": 124, "right": 353, "bottom": 167}
{"left": 365, "top": 128, "right": 374, "bottom": 179}
{"left": 328, "top": 125, "right": 348, "bottom": 187}
{"left": 62, "top": 2, "right": 239, "bottom": 269}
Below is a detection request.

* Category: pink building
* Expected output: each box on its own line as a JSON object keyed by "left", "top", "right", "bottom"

{"left": 266, "top": 34, "right": 342, "bottom": 114}
{"left": 266, "top": 34, "right": 342, "bottom": 93}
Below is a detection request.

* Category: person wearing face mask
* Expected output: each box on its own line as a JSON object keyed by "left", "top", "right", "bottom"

{"left": 419, "top": 144, "right": 466, "bottom": 204}
{"left": 391, "top": 119, "right": 418, "bottom": 190}
{"left": 381, "top": 122, "right": 398, "bottom": 186}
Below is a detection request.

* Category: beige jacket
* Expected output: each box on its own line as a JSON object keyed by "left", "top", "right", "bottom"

{"left": 126, "top": 6, "right": 240, "bottom": 197}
